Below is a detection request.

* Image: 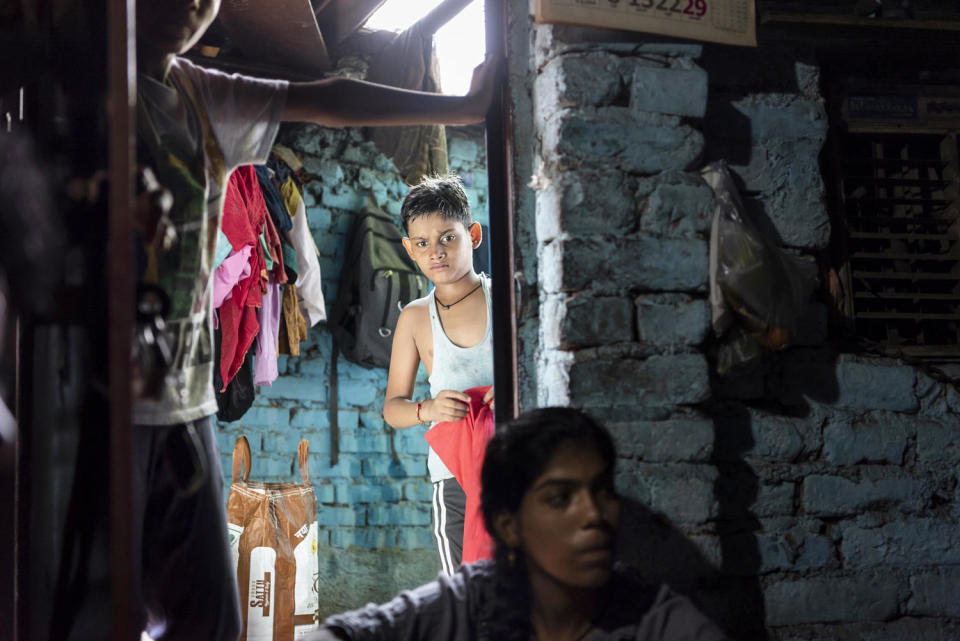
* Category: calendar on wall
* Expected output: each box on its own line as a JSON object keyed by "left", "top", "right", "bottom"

{"left": 534, "top": 0, "right": 756, "bottom": 47}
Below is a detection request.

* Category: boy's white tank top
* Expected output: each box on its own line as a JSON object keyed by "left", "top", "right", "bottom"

{"left": 426, "top": 275, "right": 494, "bottom": 482}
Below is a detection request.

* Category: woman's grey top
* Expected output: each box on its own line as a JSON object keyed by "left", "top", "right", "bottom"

{"left": 319, "top": 560, "right": 732, "bottom": 641}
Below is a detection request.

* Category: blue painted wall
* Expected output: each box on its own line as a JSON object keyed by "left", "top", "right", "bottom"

{"left": 216, "top": 124, "right": 488, "bottom": 614}
{"left": 521, "top": 15, "right": 960, "bottom": 640}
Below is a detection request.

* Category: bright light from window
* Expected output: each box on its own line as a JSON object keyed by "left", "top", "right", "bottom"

{"left": 364, "top": 0, "right": 486, "bottom": 96}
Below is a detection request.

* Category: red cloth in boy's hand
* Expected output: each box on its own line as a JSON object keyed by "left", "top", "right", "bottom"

{"left": 424, "top": 386, "right": 494, "bottom": 565}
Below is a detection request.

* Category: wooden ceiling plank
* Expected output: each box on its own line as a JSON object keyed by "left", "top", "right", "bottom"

{"left": 218, "top": 0, "right": 331, "bottom": 76}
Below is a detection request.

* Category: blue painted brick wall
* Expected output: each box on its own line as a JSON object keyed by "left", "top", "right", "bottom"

{"left": 216, "top": 122, "right": 488, "bottom": 614}
{"left": 528, "top": 27, "right": 960, "bottom": 641}
{"left": 447, "top": 127, "right": 489, "bottom": 227}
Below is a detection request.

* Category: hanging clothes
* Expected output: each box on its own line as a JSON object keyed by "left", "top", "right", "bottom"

{"left": 254, "top": 275, "right": 282, "bottom": 386}
{"left": 214, "top": 320, "right": 256, "bottom": 422}
{"left": 365, "top": 24, "right": 448, "bottom": 184}
{"left": 281, "top": 241, "right": 299, "bottom": 286}
{"left": 259, "top": 230, "right": 274, "bottom": 272}
{"left": 255, "top": 165, "right": 293, "bottom": 233}
{"left": 268, "top": 144, "right": 307, "bottom": 189}
{"left": 270, "top": 144, "right": 302, "bottom": 174}
{"left": 262, "top": 205, "right": 287, "bottom": 286}
{"left": 280, "top": 176, "right": 326, "bottom": 326}
{"left": 214, "top": 228, "right": 234, "bottom": 271}
{"left": 278, "top": 174, "right": 301, "bottom": 214}
{"left": 212, "top": 245, "right": 254, "bottom": 310}
{"left": 219, "top": 165, "right": 268, "bottom": 389}
{"left": 278, "top": 283, "right": 308, "bottom": 356}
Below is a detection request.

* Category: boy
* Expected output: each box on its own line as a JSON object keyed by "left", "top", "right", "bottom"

{"left": 383, "top": 175, "right": 494, "bottom": 575}
{"left": 68, "top": 2, "right": 495, "bottom": 640}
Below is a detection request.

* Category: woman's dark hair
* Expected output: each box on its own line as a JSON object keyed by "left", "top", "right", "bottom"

{"left": 399, "top": 173, "right": 471, "bottom": 234}
{"left": 478, "top": 407, "right": 617, "bottom": 641}
{"left": 481, "top": 407, "right": 616, "bottom": 536}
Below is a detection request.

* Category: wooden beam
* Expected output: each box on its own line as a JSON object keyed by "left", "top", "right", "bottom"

{"left": 107, "top": 1, "right": 135, "bottom": 639}
{"left": 484, "top": 0, "right": 519, "bottom": 424}
{"left": 218, "top": 0, "right": 331, "bottom": 76}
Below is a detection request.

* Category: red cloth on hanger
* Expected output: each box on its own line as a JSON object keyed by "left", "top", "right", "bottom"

{"left": 424, "top": 386, "right": 495, "bottom": 564}
{"left": 222, "top": 166, "right": 265, "bottom": 255}
{"left": 218, "top": 166, "right": 268, "bottom": 389}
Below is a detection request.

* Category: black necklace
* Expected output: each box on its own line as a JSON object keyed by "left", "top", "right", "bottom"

{"left": 435, "top": 281, "right": 482, "bottom": 311}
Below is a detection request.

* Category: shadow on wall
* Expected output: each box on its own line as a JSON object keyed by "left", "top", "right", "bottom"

{"left": 708, "top": 402, "right": 768, "bottom": 641}
{"left": 700, "top": 43, "right": 831, "bottom": 252}
{"left": 616, "top": 461, "right": 771, "bottom": 641}
{"left": 698, "top": 344, "right": 841, "bottom": 640}
{"left": 614, "top": 41, "right": 842, "bottom": 640}
{"left": 692, "top": 43, "right": 838, "bottom": 637}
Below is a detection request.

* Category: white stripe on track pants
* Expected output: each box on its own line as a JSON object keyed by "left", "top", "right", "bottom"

{"left": 431, "top": 477, "right": 466, "bottom": 575}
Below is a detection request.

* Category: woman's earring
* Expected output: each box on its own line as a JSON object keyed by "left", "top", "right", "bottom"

{"left": 508, "top": 549, "right": 516, "bottom": 568}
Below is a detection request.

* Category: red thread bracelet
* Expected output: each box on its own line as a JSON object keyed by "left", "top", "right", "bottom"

{"left": 417, "top": 402, "right": 425, "bottom": 424}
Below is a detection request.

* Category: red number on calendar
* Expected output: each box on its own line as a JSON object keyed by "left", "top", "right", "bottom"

{"left": 683, "top": 0, "right": 707, "bottom": 17}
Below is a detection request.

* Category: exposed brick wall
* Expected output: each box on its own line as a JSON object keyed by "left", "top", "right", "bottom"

{"left": 447, "top": 127, "right": 489, "bottom": 227}
{"left": 216, "top": 124, "right": 487, "bottom": 615}
{"left": 519, "top": 16, "right": 960, "bottom": 641}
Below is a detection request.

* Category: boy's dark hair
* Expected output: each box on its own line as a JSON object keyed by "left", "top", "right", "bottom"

{"left": 400, "top": 173, "right": 471, "bottom": 234}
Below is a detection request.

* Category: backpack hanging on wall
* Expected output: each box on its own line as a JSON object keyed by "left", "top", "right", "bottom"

{"left": 329, "top": 198, "right": 429, "bottom": 370}
{"left": 326, "top": 198, "right": 428, "bottom": 465}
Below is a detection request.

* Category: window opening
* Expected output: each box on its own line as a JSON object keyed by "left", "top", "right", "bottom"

{"left": 834, "top": 128, "right": 960, "bottom": 358}
{"left": 364, "top": 0, "right": 485, "bottom": 95}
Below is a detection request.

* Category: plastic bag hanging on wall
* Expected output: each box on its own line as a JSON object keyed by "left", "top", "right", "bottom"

{"left": 702, "top": 160, "right": 815, "bottom": 375}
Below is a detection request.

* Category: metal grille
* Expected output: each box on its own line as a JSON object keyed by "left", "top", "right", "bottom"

{"left": 839, "top": 132, "right": 960, "bottom": 357}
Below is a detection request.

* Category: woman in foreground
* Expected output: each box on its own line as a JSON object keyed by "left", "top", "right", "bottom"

{"left": 310, "top": 407, "right": 731, "bottom": 641}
